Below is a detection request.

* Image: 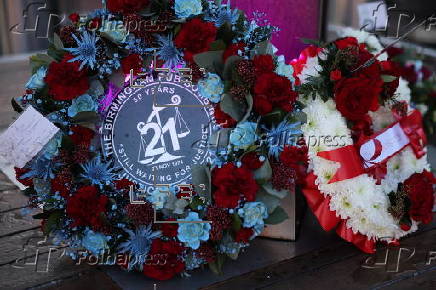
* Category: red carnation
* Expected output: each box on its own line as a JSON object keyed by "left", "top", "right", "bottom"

{"left": 253, "top": 54, "right": 274, "bottom": 75}
{"left": 334, "top": 73, "right": 383, "bottom": 121}
{"left": 212, "top": 163, "right": 258, "bottom": 208}
{"left": 279, "top": 145, "right": 308, "bottom": 185}
{"left": 253, "top": 72, "right": 297, "bottom": 115}
{"left": 70, "top": 125, "right": 95, "bottom": 147}
{"left": 107, "top": 0, "right": 149, "bottom": 14}
{"left": 143, "top": 239, "right": 185, "bottom": 281}
{"left": 69, "top": 13, "right": 80, "bottom": 23}
{"left": 66, "top": 186, "right": 108, "bottom": 229}
{"left": 114, "top": 179, "right": 134, "bottom": 191}
{"left": 235, "top": 227, "right": 254, "bottom": 243}
{"left": 121, "top": 54, "right": 143, "bottom": 75}
{"left": 223, "top": 42, "right": 245, "bottom": 62}
{"left": 241, "top": 152, "right": 264, "bottom": 170}
{"left": 335, "top": 37, "right": 359, "bottom": 50}
{"left": 160, "top": 221, "right": 178, "bottom": 238}
{"left": 51, "top": 175, "right": 71, "bottom": 198}
{"left": 45, "top": 54, "right": 89, "bottom": 101}
{"left": 404, "top": 171, "right": 435, "bottom": 224}
{"left": 214, "top": 105, "right": 237, "bottom": 128}
{"left": 174, "top": 18, "right": 217, "bottom": 63}
{"left": 330, "top": 70, "right": 342, "bottom": 81}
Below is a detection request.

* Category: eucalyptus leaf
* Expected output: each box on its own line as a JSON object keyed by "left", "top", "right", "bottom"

{"left": 232, "top": 213, "right": 242, "bottom": 232}
{"left": 222, "top": 55, "right": 242, "bottom": 81}
{"left": 262, "top": 183, "right": 289, "bottom": 199}
{"left": 208, "top": 128, "right": 232, "bottom": 148}
{"left": 220, "top": 93, "right": 245, "bottom": 121}
{"left": 72, "top": 111, "right": 100, "bottom": 124}
{"left": 208, "top": 254, "right": 225, "bottom": 275}
{"left": 53, "top": 33, "right": 64, "bottom": 50}
{"left": 256, "top": 188, "right": 281, "bottom": 214}
{"left": 191, "top": 165, "right": 211, "bottom": 202}
{"left": 193, "top": 50, "right": 224, "bottom": 74}
{"left": 209, "top": 39, "right": 227, "bottom": 51}
{"left": 88, "top": 79, "right": 105, "bottom": 97}
{"left": 253, "top": 158, "right": 272, "bottom": 181}
{"left": 29, "top": 54, "right": 56, "bottom": 74}
{"left": 264, "top": 206, "right": 289, "bottom": 225}
{"left": 240, "top": 94, "right": 253, "bottom": 123}
{"left": 250, "top": 40, "right": 273, "bottom": 58}
{"left": 381, "top": 75, "right": 397, "bottom": 82}
{"left": 108, "top": 69, "right": 126, "bottom": 88}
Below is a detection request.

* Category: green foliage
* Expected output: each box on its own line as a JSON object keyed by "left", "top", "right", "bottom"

{"left": 264, "top": 206, "right": 289, "bottom": 225}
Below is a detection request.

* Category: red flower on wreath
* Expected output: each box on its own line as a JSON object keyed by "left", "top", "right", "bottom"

{"left": 14, "top": 167, "right": 33, "bottom": 187}
{"left": 107, "top": 0, "right": 149, "bottom": 14}
{"left": 45, "top": 54, "right": 89, "bottom": 101}
{"left": 253, "top": 72, "right": 297, "bottom": 115}
{"left": 66, "top": 185, "right": 108, "bottom": 229}
{"left": 121, "top": 54, "right": 143, "bottom": 75}
{"left": 235, "top": 228, "right": 254, "bottom": 243}
{"left": 70, "top": 125, "right": 95, "bottom": 147}
{"left": 253, "top": 54, "right": 274, "bottom": 75}
{"left": 279, "top": 145, "right": 308, "bottom": 185}
{"left": 334, "top": 72, "right": 383, "bottom": 121}
{"left": 404, "top": 170, "right": 435, "bottom": 224}
{"left": 214, "top": 105, "right": 237, "bottom": 128}
{"left": 223, "top": 42, "right": 245, "bottom": 62}
{"left": 142, "top": 239, "right": 185, "bottom": 281}
{"left": 241, "top": 151, "right": 264, "bottom": 170}
{"left": 212, "top": 163, "right": 258, "bottom": 208}
{"left": 174, "top": 18, "right": 217, "bottom": 63}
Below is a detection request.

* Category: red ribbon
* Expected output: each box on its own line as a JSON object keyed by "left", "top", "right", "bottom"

{"left": 302, "top": 172, "right": 376, "bottom": 254}
{"left": 317, "top": 110, "right": 426, "bottom": 184}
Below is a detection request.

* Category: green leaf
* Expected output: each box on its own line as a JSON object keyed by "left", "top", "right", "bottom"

{"left": 262, "top": 183, "right": 289, "bottom": 199}
{"left": 53, "top": 33, "right": 64, "bottom": 49}
{"left": 47, "top": 43, "right": 65, "bottom": 62}
{"left": 264, "top": 206, "right": 289, "bottom": 225}
{"left": 253, "top": 158, "right": 272, "bottom": 181}
{"left": 226, "top": 250, "right": 239, "bottom": 260}
{"left": 29, "top": 54, "right": 56, "bottom": 74}
{"left": 222, "top": 55, "right": 242, "bottom": 81}
{"left": 251, "top": 40, "right": 274, "bottom": 57}
{"left": 231, "top": 213, "right": 242, "bottom": 232}
{"left": 300, "top": 38, "right": 324, "bottom": 46}
{"left": 209, "top": 39, "right": 227, "bottom": 51}
{"left": 191, "top": 165, "right": 211, "bottom": 202}
{"left": 88, "top": 79, "right": 105, "bottom": 97}
{"left": 381, "top": 75, "right": 397, "bottom": 82}
{"left": 256, "top": 188, "right": 281, "bottom": 214}
{"left": 208, "top": 128, "right": 232, "bottom": 148}
{"left": 193, "top": 50, "right": 224, "bottom": 74}
{"left": 240, "top": 94, "right": 253, "bottom": 123}
{"left": 42, "top": 211, "right": 63, "bottom": 235}
{"left": 208, "top": 254, "right": 226, "bottom": 275}
{"left": 220, "top": 93, "right": 245, "bottom": 121}
{"left": 11, "top": 98, "right": 23, "bottom": 113}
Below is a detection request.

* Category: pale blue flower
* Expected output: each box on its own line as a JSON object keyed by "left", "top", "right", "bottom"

{"left": 118, "top": 225, "right": 161, "bottom": 270}
{"left": 82, "top": 230, "right": 108, "bottom": 255}
{"left": 147, "top": 185, "right": 178, "bottom": 209}
{"left": 218, "top": 233, "right": 247, "bottom": 254}
{"left": 68, "top": 94, "right": 97, "bottom": 117}
{"left": 205, "top": 1, "right": 239, "bottom": 27}
{"left": 155, "top": 34, "right": 183, "bottom": 68}
{"left": 100, "top": 20, "right": 127, "bottom": 43}
{"left": 177, "top": 212, "right": 211, "bottom": 249}
{"left": 43, "top": 133, "right": 62, "bottom": 158}
{"left": 238, "top": 202, "right": 268, "bottom": 228}
{"left": 26, "top": 67, "right": 47, "bottom": 90}
{"left": 65, "top": 31, "right": 98, "bottom": 70}
{"left": 198, "top": 73, "right": 224, "bottom": 103}
{"left": 80, "top": 156, "right": 116, "bottom": 187}
{"left": 229, "top": 122, "right": 258, "bottom": 147}
{"left": 184, "top": 252, "right": 205, "bottom": 270}
{"left": 275, "top": 57, "right": 295, "bottom": 84}
{"left": 175, "top": 0, "right": 202, "bottom": 19}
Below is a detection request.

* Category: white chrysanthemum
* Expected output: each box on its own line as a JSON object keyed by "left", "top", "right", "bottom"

{"left": 299, "top": 56, "right": 322, "bottom": 83}
{"left": 369, "top": 106, "right": 396, "bottom": 131}
{"left": 339, "top": 28, "right": 387, "bottom": 60}
{"left": 394, "top": 77, "right": 412, "bottom": 104}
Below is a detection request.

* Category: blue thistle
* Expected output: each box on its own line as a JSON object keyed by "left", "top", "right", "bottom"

{"left": 21, "top": 155, "right": 60, "bottom": 180}
{"left": 80, "top": 155, "right": 116, "bottom": 187}
{"left": 124, "top": 35, "right": 155, "bottom": 55}
{"left": 118, "top": 225, "right": 161, "bottom": 270}
{"left": 263, "top": 120, "right": 302, "bottom": 158}
{"left": 65, "top": 31, "right": 98, "bottom": 70}
{"left": 155, "top": 34, "right": 183, "bottom": 68}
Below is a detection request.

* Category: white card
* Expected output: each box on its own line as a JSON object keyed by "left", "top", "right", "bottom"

{"left": 358, "top": 1, "right": 388, "bottom": 32}
{"left": 0, "top": 106, "right": 59, "bottom": 168}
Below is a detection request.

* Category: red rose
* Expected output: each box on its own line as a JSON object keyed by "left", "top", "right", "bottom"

{"left": 70, "top": 125, "right": 95, "bottom": 147}
{"left": 279, "top": 145, "right": 308, "bottom": 184}
{"left": 114, "top": 179, "right": 134, "bottom": 191}
{"left": 223, "top": 42, "right": 245, "bottom": 62}
{"left": 241, "top": 152, "right": 264, "bottom": 170}
{"left": 66, "top": 186, "right": 108, "bottom": 229}
{"left": 253, "top": 72, "right": 297, "bottom": 115}
{"left": 107, "top": 0, "right": 149, "bottom": 14}
{"left": 214, "top": 105, "right": 237, "bottom": 128}
{"left": 14, "top": 167, "right": 33, "bottom": 187}
{"left": 235, "top": 228, "right": 254, "bottom": 243}
{"left": 45, "top": 54, "right": 89, "bottom": 101}
{"left": 121, "top": 54, "right": 143, "bottom": 75}
{"left": 330, "top": 70, "right": 342, "bottom": 81}
{"left": 143, "top": 239, "right": 185, "bottom": 281}
{"left": 404, "top": 171, "right": 435, "bottom": 224}
{"left": 253, "top": 54, "right": 274, "bottom": 75}
{"left": 386, "top": 47, "right": 404, "bottom": 59}
{"left": 380, "top": 60, "right": 400, "bottom": 98}
{"left": 212, "top": 163, "right": 258, "bottom": 208}
{"left": 174, "top": 18, "right": 217, "bottom": 63}
{"left": 88, "top": 18, "right": 102, "bottom": 30}
{"left": 69, "top": 13, "right": 80, "bottom": 23}
{"left": 334, "top": 73, "right": 383, "bottom": 121}
{"left": 51, "top": 175, "right": 71, "bottom": 198}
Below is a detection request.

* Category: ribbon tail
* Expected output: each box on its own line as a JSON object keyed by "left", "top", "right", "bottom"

{"left": 336, "top": 221, "right": 375, "bottom": 254}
